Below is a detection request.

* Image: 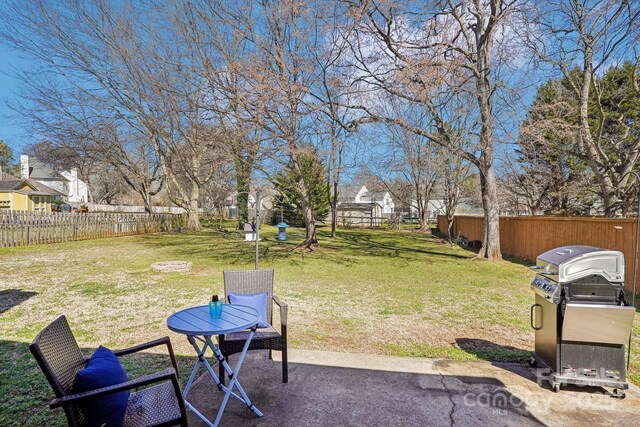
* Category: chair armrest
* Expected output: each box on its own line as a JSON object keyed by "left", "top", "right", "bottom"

{"left": 273, "top": 294, "right": 288, "bottom": 326}
{"left": 50, "top": 368, "right": 178, "bottom": 409}
{"left": 113, "top": 336, "right": 180, "bottom": 379}
{"left": 113, "top": 336, "right": 172, "bottom": 356}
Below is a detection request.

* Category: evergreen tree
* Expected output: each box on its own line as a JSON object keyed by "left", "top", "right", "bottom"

{"left": 512, "top": 63, "right": 640, "bottom": 215}
{"left": 0, "top": 140, "right": 18, "bottom": 176}
{"left": 274, "top": 147, "right": 329, "bottom": 226}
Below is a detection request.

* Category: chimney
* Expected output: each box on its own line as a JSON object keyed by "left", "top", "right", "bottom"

{"left": 20, "top": 154, "right": 30, "bottom": 179}
{"left": 70, "top": 168, "right": 78, "bottom": 197}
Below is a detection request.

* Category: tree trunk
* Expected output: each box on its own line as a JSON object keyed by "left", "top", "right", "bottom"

{"left": 186, "top": 187, "right": 202, "bottom": 231}
{"left": 474, "top": 16, "right": 501, "bottom": 259}
{"left": 477, "top": 162, "right": 502, "bottom": 259}
{"left": 236, "top": 163, "right": 251, "bottom": 229}
{"left": 140, "top": 189, "right": 153, "bottom": 214}
{"left": 446, "top": 212, "right": 455, "bottom": 243}
{"left": 296, "top": 172, "right": 318, "bottom": 247}
{"left": 418, "top": 202, "right": 429, "bottom": 231}
{"left": 301, "top": 199, "right": 317, "bottom": 246}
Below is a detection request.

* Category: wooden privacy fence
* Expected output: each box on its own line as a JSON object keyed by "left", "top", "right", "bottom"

{"left": 0, "top": 211, "right": 187, "bottom": 247}
{"left": 438, "top": 215, "right": 640, "bottom": 292}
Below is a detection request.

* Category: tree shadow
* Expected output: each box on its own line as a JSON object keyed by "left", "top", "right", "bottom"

{"left": 335, "top": 231, "right": 473, "bottom": 260}
{"left": 0, "top": 339, "right": 198, "bottom": 427}
{"left": 0, "top": 289, "right": 37, "bottom": 314}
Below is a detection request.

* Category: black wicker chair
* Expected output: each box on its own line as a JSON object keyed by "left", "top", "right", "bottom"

{"left": 29, "top": 315, "right": 188, "bottom": 427}
{"left": 218, "top": 269, "right": 288, "bottom": 384}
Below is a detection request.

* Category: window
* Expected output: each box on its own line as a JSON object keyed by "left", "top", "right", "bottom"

{"left": 33, "top": 196, "right": 45, "bottom": 211}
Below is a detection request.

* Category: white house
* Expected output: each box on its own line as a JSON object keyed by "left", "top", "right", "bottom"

{"left": 337, "top": 185, "right": 369, "bottom": 204}
{"left": 337, "top": 185, "right": 395, "bottom": 216}
{"left": 366, "top": 191, "right": 395, "bottom": 215}
{"left": 407, "top": 199, "right": 447, "bottom": 219}
{"left": 20, "top": 155, "right": 89, "bottom": 203}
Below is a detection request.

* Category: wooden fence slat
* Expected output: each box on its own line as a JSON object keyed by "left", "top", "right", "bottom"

{"left": 0, "top": 211, "right": 186, "bottom": 247}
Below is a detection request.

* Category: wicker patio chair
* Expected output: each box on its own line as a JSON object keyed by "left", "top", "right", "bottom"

{"left": 29, "top": 315, "right": 188, "bottom": 427}
{"left": 219, "top": 269, "right": 288, "bottom": 384}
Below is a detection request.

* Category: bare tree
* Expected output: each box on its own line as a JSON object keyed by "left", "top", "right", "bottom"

{"left": 340, "top": 0, "right": 523, "bottom": 258}
{"left": 235, "top": 0, "right": 341, "bottom": 247}
{"left": 178, "top": 0, "right": 268, "bottom": 229}
{"left": 370, "top": 102, "right": 441, "bottom": 230}
{"left": 522, "top": 0, "right": 640, "bottom": 217}
{"left": 438, "top": 135, "right": 472, "bottom": 241}
{"left": 0, "top": 0, "right": 225, "bottom": 228}
{"left": 319, "top": 75, "right": 359, "bottom": 238}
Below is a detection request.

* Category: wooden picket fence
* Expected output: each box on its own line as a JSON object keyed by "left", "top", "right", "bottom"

{"left": 0, "top": 211, "right": 187, "bottom": 247}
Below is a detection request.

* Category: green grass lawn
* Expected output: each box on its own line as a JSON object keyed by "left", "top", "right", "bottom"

{"left": 1, "top": 222, "right": 638, "bottom": 425}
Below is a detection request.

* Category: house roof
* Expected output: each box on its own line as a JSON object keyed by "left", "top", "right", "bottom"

{"left": 0, "top": 180, "right": 38, "bottom": 192}
{"left": 26, "top": 179, "right": 65, "bottom": 196}
{"left": 0, "top": 179, "right": 63, "bottom": 196}
{"left": 367, "top": 191, "right": 389, "bottom": 201}
{"left": 27, "top": 158, "right": 65, "bottom": 180}
{"left": 0, "top": 171, "right": 19, "bottom": 180}
{"left": 0, "top": 180, "right": 23, "bottom": 191}
{"left": 338, "top": 185, "right": 365, "bottom": 199}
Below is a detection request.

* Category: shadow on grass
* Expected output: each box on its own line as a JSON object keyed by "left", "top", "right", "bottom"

{"left": 0, "top": 289, "right": 37, "bottom": 314}
{"left": 455, "top": 338, "right": 531, "bottom": 364}
{"left": 335, "top": 231, "right": 472, "bottom": 260}
{"left": 0, "top": 339, "right": 198, "bottom": 427}
{"left": 135, "top": 227, "right": 473, "bottom": 268}
{"left": 137, "top": 230, "right": 270, "bottom": 264}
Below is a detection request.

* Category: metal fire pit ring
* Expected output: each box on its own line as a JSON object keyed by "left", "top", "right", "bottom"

{"left": 151, "top": 261, "right": 193, "bottom": 273}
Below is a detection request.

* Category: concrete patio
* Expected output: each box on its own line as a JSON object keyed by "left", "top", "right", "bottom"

{"left": 185, "top": 349, "right": 640, "bottom": 426}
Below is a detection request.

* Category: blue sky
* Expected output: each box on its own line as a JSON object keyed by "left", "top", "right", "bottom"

{"left": 0, "top": 43, "right": 29, "bottom": 158}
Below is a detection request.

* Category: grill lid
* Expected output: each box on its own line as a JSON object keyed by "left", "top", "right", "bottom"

{"left": 534, "top": 245, "right": 624, "bottom": 283}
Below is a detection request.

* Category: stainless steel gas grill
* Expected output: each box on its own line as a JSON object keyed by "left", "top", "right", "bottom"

{"left": 529, "top": 245, "right": 635, "bottom": 397}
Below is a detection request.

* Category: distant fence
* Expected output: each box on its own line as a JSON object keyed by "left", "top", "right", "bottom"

{"left": 0, "top": 211, "right": 187, "bottom": 247}
{"left": 337, "top": 215, "right": 387, "bottom": 228}
{"left": 86, "top": 203, "right": 187, "bottom": 215}
{"left": 438, "top": 215, "right": 640, "bottom": 292}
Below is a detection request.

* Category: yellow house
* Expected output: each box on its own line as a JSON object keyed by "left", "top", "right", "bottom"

{"left": 0, "top": 179, "right": 63, "bottom": 212}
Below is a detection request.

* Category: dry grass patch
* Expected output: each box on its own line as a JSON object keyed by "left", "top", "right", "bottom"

{"left": 1, "top": 223, "right": 638, "bottom": 425}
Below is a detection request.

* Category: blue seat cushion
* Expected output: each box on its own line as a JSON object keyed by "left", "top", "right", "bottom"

{"left": 228, "top": 292, "right": 269, "bottom": 328}
{"left": 72, "top": 345, "right": 129, "bottom": 427}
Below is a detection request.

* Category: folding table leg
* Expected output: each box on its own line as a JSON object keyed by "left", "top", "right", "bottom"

{"left": 181, "top": 332, "right": 263, "bottom": 427}
{"left": 182, "top": 336, "right": 217, "bottom": 426}
{"left": 207, "top": 328, "right": 264, "bottom": 427}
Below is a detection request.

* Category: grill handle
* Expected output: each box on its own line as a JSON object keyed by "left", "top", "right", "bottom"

{"left": 530, "top": 303, "right": 542, "bottom": 330}
{"left": 528, "top": 266, "right": 558, "bottom": 275}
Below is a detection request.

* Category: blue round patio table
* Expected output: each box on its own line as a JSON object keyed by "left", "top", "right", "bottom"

{"left": 167, "top": 304, "right": 264, "bottom": 426}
